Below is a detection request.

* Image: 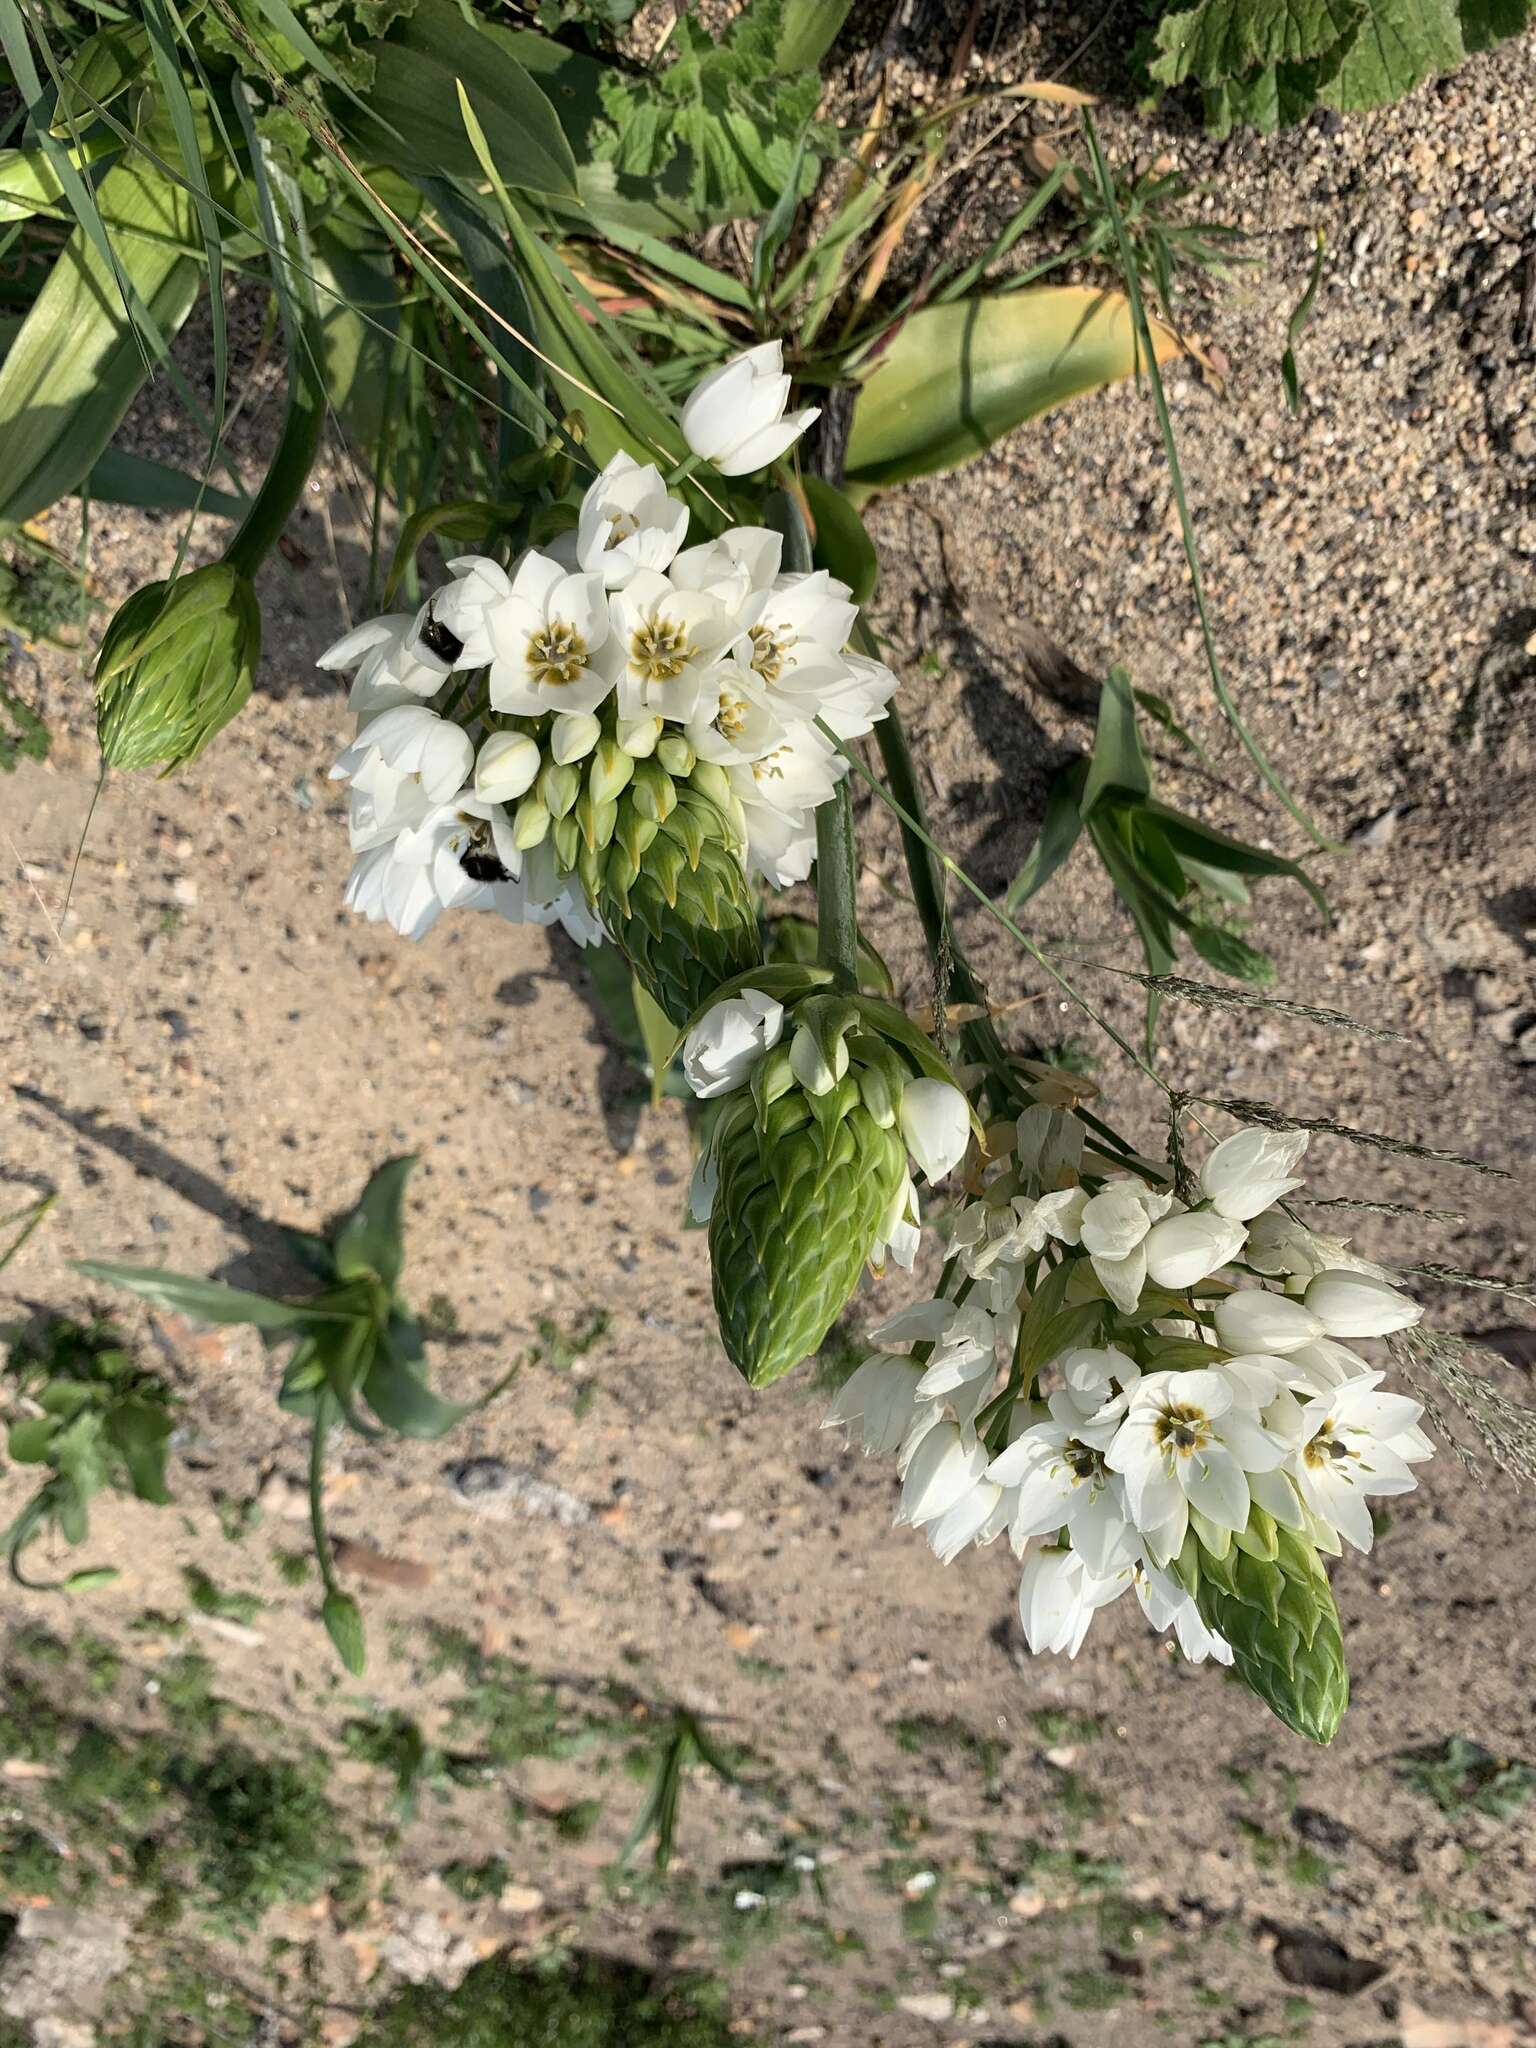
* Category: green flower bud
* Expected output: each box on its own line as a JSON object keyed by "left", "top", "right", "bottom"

{"left": 589, "top": 737, "right": 636, "bottom": 806}
{"left": 1176, "top": 1517, "right": 1348, "bottom": 1745}
{"left": 95, "top": 563, "right": 260, "bottom": 773}
{"left": 618, "top": 715, "right": 662, "bottom": 758}
{"left": 655, "top": 731, "right": 695, "bottom": 779}
{"left": 629, "top": 756, "right": 678, "bottom": 824}
{"left": 321, "top": 1589, "right": 367, "bottom": 1676}
{"left": 538, "top": 758, "right": 582, "bottom": 820}
{"left": 513, "top": 791, "right": 551, "bottom": 850}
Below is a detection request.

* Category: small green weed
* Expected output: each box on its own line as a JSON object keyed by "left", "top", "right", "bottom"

{"left": 892, "top": 1713, "right": 1007, "bottom": 1788}
{"left": 1396, "top": 1736, "right": 1536, "bottom": 1820}
{"left": 182, "top": 1567, "right": 264, "bottom": 1626}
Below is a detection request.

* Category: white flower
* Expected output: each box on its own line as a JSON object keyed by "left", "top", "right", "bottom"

{"left": 473, "top": 730, "right": 542, "bottom": 804}
{"left": 1016, "top": 1103, "right": 1086, "bottom": 1187}
{"left": 1245, "top": 1212, "right": 1392, "bottom": 1282}
{"left": 1200, "top": 1128, "right": 1309, "bottom": 1221}
{"left": 822, "top": 1353, "right": 925, "bottom": 1457}
{"left": 1078, "top": 1178, "right": 1176, "bottom": 1313}
{"left": 1285, "top": 1338, "right": 1373, "bottom": 1393}
{"left": 671, "top": 526, "right": 781, "bottom": 622}
{"left": 1291, "top": 1371, "right": 1431, "bottom": 1551}
{"left": 682, "top": 988, "right": 784, "bottom": 1098}
{"left": 685, "top": 662, "right": 788, "bottom": 768}
{"left": 1304, "top": 1270, "right": 1422, "bottom": 1339}
{"left": 738, "top": 570, "right": 857, "bottom": 701}
{"left": 484, "top": 554, "right": 611, "bottom": 717}
{"left": 430, "top": 556, "right": 516, "bottom": 668}
{"left": 330, "top": 703, "right": 474, "bottom": 810}
{"left": 899, "top": 1079, "right": 970, "bottom": 1184}
{"left": 926, "top": 1470, "right": 1011, "bottom": 1564}
{"left": 951, "top": 1192, "right": 1082, "bottom": 1279}
{"left": 575, "top": 451, "right": 689, "bottom": 589}
{"left": 318, "top": 612, "right": 451, "bottom": 717}
{"left": 911, "top": 1301, "right": 997, "bottom": 1408}
{"left": 1212, "top": 1288, "right": 1324, "bottom": 1356}
{"left": 1017, "top": 1545, "right": 1128, "bottom": 1657}
{"left": 895, "top": 1420, "right": 989, "bottom": 1528}
{"left": 728, "top": 721, "right": 842, "bottom": 886}
{"left": 1106, "top": 1366, "right": 1290, "bottom": 1564}
{"left": 870, "top": 1172, "right": 921, "bottom": 1272}
{"left": 813, "top": 649, "right": 901, "bottom": 744}
{"left": 605, "top": 568, "right": 730, "bottom": 724}
{"left": 680, "top": 341, "right": 820, "bottom": 475}
{"left": 344, "top": 794, "right": 524, "bottom": 941}
{"left": 1048, "top": 1346, "right": 1142, "bottom": 1447}
{"left": 987, "top": 1418, "right": 1139, "bottom": 1576}
{"left": 1143, "top": 1211, "right": 1248, "bottom": 1291}
{"left": 1134, "top": 1556, "right": 1232, "bottom": 1665}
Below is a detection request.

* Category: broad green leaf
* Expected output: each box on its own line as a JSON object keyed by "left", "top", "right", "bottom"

{"left": 363, "top": 1319, "right": 470, "bottom": 1439}
{"left": 103, "top": 1397, "right": 173, "bottom": 1504}
{"left": 1133, "top": 686, "right": 1216, "bottom": 771}
{"left": 1138, "top": 796, "right": 1330, "bottom": 917}
{"left": 775, "top": 0, "right": 853, "bottom": 69}
{"left": 323, "top": 1588, "right": 368, "bottom": 1675}
{"left": 331, "top": 1154, "right": 417, "bottom": 1291}
{"left": 802, "top": 475, "right": 878, "bottom": 606}
{"left": 0, "top": 146, "right": 67, "bottom": 223}
{"left": 1149, "top": 0, "right": 1365, "bottom": 84}
{"left": 1003, "top": 759, "right": 1088, "bottom": 913}
{"left": 0, "top": 159, "right": 199, "bottom": 525}
{"left": 63, "top": 1566, "right": 120, "bottom": 1592}
{"left": 1082, "top": 665, "right": 1152, "bottom": 812}
{"left": 1319, "top": 0, "right": 1465, "bottom": 106}
{"left": 86, "top": 447, "right": 245, "bottom": 520}
{"left": 844, "top": 287, "right": 1184, "bottom": 491}
{"left": 1191, "top": 921, "right": 1276, "bottom": 984}
{"left": 7, "top": 1415, "right": 55, "bottom": 1463}
{"left": 279, "top": 1226, "right": 337, "bottom": 1282}
{"left": 72, "top": 1261, "right": 322, "bottom": 1331}
{"left": 310, "top": 216, "right": 404, "bottom": 459}
{"left": 354, "top": 0, "right": 577, "bottom": 196}
{"left": 50, "top": 22, "right": 148, "bottom": 134}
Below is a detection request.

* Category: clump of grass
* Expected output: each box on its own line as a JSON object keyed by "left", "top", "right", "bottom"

{"left": 365, "top": 1950, "right": 751, "bottom": 2047}
{"left": 1396, "top": 1736, "right": 1536, "bottom": 1821}
{"left": 183, "top": 1567, "right": 265, "bottom": 1626}
{"left": 891, "top": 1713, "right": 1008, "bottom": 1788}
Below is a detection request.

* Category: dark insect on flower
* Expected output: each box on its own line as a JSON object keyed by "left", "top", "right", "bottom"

{"left": 418, "top": 604, "right": 463, "bottom": 666}
{"left": 460, "top": 848, "right": 513, "bottom": 884}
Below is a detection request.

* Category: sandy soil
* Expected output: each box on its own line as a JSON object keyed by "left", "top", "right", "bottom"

{"left": 3, "top": 9, "right": 1536, "bottom": 2045}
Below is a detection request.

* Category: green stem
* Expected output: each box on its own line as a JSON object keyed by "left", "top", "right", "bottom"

{"left": 308, "top": 1393, "right": 340, "bottom": 1598}
{"left": 814, "top": 781, "right": 861, "bottom": 990}
{"left": 224, "top": 84, "right": 327, "bottom": 581}
{"left": 865, "top": 688, "right": 1012, "bottom": 1092}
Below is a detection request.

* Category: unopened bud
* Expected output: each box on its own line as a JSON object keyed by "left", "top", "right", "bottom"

{"left": 95, "top": 564, "right": 260, "bottom": 772}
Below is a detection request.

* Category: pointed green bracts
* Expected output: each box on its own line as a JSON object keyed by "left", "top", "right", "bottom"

{"left": 1177, "top": 1513, "right": 1348, "bottom": 1745}
{"left": 709, "top": 1078, "right": 907, "bottom": 1388}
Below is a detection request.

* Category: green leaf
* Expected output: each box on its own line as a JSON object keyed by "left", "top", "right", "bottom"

{"left": 1319, "top": 0, "right": 1464, "bottom": 106}
{"left": 363, "top": 1319, "right": 471, "bottom": 1440}
{"left": 331, "top": 1154, "right": 416, "bottom": 1290}
{"left": 0, "top": 158, "right": 200, "bottom": 526}
{"left": 1133, "top": 687, "right": 1215, "bottom": 772}
{"left": 1149, "top": 0, "right": 1365, "bottom": 85}
{"left": 1002, "top": 759, "right": 1087, "bottom": 913}
{"left": 63, "top": 1566, "right": 120, "bottom": 1592}
{"left": 279, "top": 1226, "right": 337, "bottom": 1283}
{"left": 1082, "top": 665, "right": 1152, "bottom": 813}
{"left": 310, "top": 215, "right": 404, "bottom": 459}
{"left": 72, "top": 1261, "right": 321, "bottom": 1331}
{"left": 1138, "top": 796, "right": 1330, "bottom": 918}
{"left": 7, "top": 1415, "right": 56, "bottom": 1463}
{"left": 86, "top": 447, "right": 245, "bottom": 520}
{"left": 774, "top": 0, "right": 852, "bottom": 69}
{"left": 355, "top": 0, "right": 577, "bottom": 195}
{"left": 802, "top": 475, "right": 878, "bottom": 606}
{"left": 415, "top": 179, "right": 542, "bottom": 461}
{"left": 323, "top": 1588, "right": 368, "bottom": 1675}
{"left": 844, "top": 288, "right": 1184, "bottom": 491}
{"left": 103, "top": 1397, "right": 173, "bottom": 1504}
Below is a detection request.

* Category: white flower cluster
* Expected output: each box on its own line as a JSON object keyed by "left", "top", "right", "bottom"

{"left": 320, "top": 350, "right": 892, "bottom": 944}
{"left": 681, "top": 987, "right": 972, "bottom": 1264}
{"left": 823, "top": 1112, "right": 1432, "bottom": 1665}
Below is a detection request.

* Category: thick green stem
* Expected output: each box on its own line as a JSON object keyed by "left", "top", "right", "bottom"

{"left": 224, "top": 86, "right": 327, "bottom": 580}
{"left": 814, "top": 780, "right": 860, "bottom": 989}
{"left": 308, "top": 1393, "right": 340, "bottom": 1598}
{"left": 867, "top": 688, "right": 1013, "bottom": 1092}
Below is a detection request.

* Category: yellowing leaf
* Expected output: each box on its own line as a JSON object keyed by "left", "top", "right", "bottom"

{"left": 844, "top": 286, "right": 1184, "bottom": 492}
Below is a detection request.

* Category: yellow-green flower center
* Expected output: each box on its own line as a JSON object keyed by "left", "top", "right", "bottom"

{"left": 527, "top": 623, "right": 588, "bottom": 689}
{"left": 1302, "top": 1420, "right": 1352, "bottom": 1469}
{"left": 1153, "top": 1403, "right": 1213, "bottom": 1458}
{"left": 715, "top": 688, "right": 750, "bottom": 740}
{"left": 749, "top": 620, "right": 796, "bottom": 684}
{"left": 631, "top": 616, "right": 692, "bottom": 684}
